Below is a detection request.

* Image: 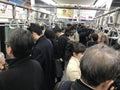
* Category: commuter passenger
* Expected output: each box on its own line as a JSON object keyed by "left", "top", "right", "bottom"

{"left": 78, "top": 44, "right": 120, "bottom": 90}
{"left": 66, "top": 25, "right": 79, "bottom": 42}
{"left": 66, "top": 24, "right": 79, "bottom": 42}
{"left": 86, "top": 33, "right": 98, "bottom": 47}
{"left": 44, "top": 29, "right": 57, "bottom": 82}
{"left": 0, "top": 29, "right": 43, "bottom": 90}
{"left": 53, "top": 26, "right": 68, "bottom": 82}
{"left": 65, "top": 42, "right": 86, "bottom": 81}
{"left": 0, "top": 52, "right": 5, "bottom": 70}
{"left": 28, "top": 23, "right": 55, "bottom": 90}
{"left": 99, "top": 33, "right": 109, "bottom": 45}
{"left": 57, "top": 44, "right": 120, "bottom": 90}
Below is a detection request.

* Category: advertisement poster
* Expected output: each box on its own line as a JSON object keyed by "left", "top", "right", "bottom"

{"left": 57, "top": 9, "right": 74, "bottom": 18}
{"left": 15, "top": 7, "right": 27, "bottom": 20}
{"left": 0, "top": 3, "right": 12, "bottom": 18}
{"left": 9, "top": 0, "right": 31, "bottom": 7}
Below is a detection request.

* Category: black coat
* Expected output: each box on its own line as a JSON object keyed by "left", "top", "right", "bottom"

{"left": 71, "top": 79, "right": 93, "bottom": 90}
{"left": 0, "top": 57, "right": 43, "bottom": 90}
{"left": 32, "top": 36, "right": 55, "bottom": 90}
{"left": 57, "top": 34, "right": 68, "bottom": 60}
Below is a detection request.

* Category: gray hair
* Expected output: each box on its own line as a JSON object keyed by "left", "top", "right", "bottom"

{"left": 80, "top": 44, "right": 120, "bottom": 87}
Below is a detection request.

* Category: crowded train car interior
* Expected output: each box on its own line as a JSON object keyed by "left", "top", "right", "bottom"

{"left": 0, "top": 0, "right": 120, "bottom": 90}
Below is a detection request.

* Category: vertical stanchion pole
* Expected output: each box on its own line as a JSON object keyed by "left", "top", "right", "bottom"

{"left": 78, "top": 6, "right": 80, "bottom": 23}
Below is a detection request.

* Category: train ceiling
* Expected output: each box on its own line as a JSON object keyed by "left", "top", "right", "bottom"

{"left": 35, "top": 0, "right": 97, "bottom": 5}
{"left": 34, "top": 0, "right": 120, "bottom": 6}
{"left": 53, "top": 0, "right": 96, "bottom": 5}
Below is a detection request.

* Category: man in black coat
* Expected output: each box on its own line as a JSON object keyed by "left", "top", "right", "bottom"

{"left": 0, "top": 29, "right": 43, "bottom": 90}
{"left": 29, "top": 23, "right": 55, "bottom": 90}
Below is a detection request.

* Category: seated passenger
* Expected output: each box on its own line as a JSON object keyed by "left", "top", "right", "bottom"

{"left": 0, "top": 29, "right": 43, "bottom": 90}
{"left": 66, "top": 42, "right": 86, "bottom": 81}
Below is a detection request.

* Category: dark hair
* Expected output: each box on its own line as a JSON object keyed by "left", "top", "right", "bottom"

{"left": 7, "top": 28, "right": 34, "bottom": 58}
{"left": 67, "top": 23, "right": 72, "bottom": 27}
{"left": 91, "top": 33, "right": 98, "bottom": 41}
{"left": 44, "top": 29, "right": 56, "bottom": 43}
{"left": 80, "top": 44, "right": 120, "bottom": 87}
{"left": 27, "top": 23, "right": 42, "bottom": 35}
{"left": 65, "top": 27, "right": 74, "bottom": 36}
{"left": 65, "top": 42, "right": 86, "bottom": 61}
{"left": 53, "top": 25, "right": 62, "bottom": 33}
{"left": 72, "top": 42, "right": 86, "bottom": 54}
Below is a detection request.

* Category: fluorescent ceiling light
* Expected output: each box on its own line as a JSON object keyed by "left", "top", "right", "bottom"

{"left": 41, "top": 0, "right": 57, "bottom": 5}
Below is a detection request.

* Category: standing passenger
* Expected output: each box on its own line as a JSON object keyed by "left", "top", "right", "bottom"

{"left": 53, "top": 26, "right": 68, "bottom": 82}
{"left": 57, "top": 44, "right": 120, "bottom": 90}
{"left": 0, "top": 29, "right": 43, "bottom": 90}
{"left": 66, "top": 42, "right": 86, "bottom": 81}
{"left": 0, "top": 52, "right": 5, "bottom": 70}
{"left": 28, "top": 23, "right": 55, "bottom": 90}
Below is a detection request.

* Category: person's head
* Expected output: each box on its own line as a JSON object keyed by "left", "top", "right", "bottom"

{"left": 6, "top": 28, "right": 34, "bottom": 59}
{"left": 100, "top": 34, "right": 109, "bottom": 45}
{"left": 80, "top": 44, "right": 120, "bottom": 90}
{"left": 53, "top": 26, "right": 63, "bottom": 37}
{"left": 72, "top": 42, "right": 86, "bottom": 60}
{"left": 0, "top": 52, "right": 5, "bottom": 70}
{"left": 44, "top": 29, "right": 56, "bottom": 42}
{"left": 65, "top": 27, "right": 73, "bottom": 37}
{"left": 90, "top": 33, "right": 98, "bottom": 42}
{"left": 28, "top": 23, "right": 43, "bottom": 41}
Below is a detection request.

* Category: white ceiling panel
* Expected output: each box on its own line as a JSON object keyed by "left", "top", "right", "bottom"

{"left": 54, "top": 0, "right": 96, "bottom": 5}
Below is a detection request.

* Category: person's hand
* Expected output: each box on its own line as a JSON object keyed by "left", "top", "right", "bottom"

{"left": 94, "top": 80, "right": 114, "bottom": 90}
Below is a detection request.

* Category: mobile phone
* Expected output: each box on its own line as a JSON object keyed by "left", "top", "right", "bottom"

{"left": 108, "top": 76, "right": 120, "bottom": 90}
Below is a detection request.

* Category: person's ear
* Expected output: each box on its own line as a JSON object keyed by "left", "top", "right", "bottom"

{"left": 95, "top": 80, "right": 114, "bottom": 90}
{"left": 73, "top": 52, "right": 77, "bottom": 57}
{"left": 6, "top": 46, "right": 14, "bottom": 58}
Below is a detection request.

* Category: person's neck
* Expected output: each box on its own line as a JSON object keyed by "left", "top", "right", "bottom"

{"left": 58, "top": 32, "right": 64, "bottom": 37}
{"left": 36, "top": 34, "right": 43, "bottom": 41}
{"left": 80, "top": 78, "right": 95, "bottom": 90}
{"left": 73, "top": 53, "right": 83, "bottom": 61}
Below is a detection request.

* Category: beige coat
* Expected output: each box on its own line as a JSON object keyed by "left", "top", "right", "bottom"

{"left": 66, "top": 56, "right": 81, "bottom": 81}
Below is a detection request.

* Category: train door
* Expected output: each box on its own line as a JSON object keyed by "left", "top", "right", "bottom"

{"left": 0, "top": 24, "right": 5, "bottom": 54}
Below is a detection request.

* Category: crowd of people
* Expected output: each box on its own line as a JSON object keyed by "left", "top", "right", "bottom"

{"left": 0, "top": 22, "right": 120, "bottom": 90}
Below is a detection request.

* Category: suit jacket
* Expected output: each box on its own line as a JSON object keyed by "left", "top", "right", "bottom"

{"left": 0, "top": 57, "right": 43, "bottom": 90}
{"left": 32, "top": 36, "right": 55, "bottom": 90}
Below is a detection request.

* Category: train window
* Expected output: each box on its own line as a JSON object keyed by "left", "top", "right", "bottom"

{"left": 109, "top": 31, "right": 118, "bottom": 37}
{"left": 117, "top": 14, "right": 120, "bottom": 24}
{"left": 106, "top": 16, "right": 109, "bottom": 24}
{"left": 40, "top": 13, "right": 44, "bottom": 18}
{"left": 110, "top": 16, "right": 113, "bottom": 23}
{"left": 46, "top": 14, "right": 49, "bottom": 19}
